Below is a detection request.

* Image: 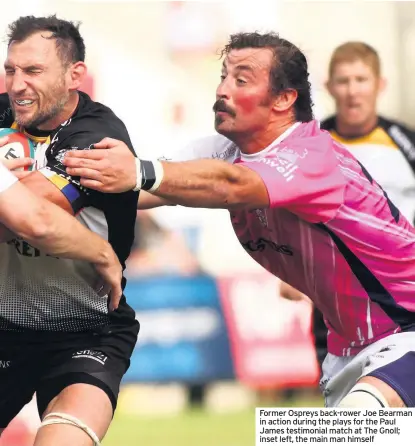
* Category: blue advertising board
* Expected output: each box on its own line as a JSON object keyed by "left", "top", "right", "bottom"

{"left": 123, "top": 274, "right": 235, "bottom": 383}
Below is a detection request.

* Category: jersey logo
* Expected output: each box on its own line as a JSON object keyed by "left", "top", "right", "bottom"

{"left": 0, "top": 360, "right": 11, "bottom": 369}
{"left": 7, "top": 238, "right": 59, "bottom": 259}
{"left": 55, "top": 148, "right": 72, "bottom": 164}
{"left": 278, "top": 147, "right": 309, "bottom": 163}
{"left": 256, "top": 157, "right": 298, "bottom": 182}
{"left": 212, "top": 145, "right": 237, "bottom": 160}
{"left": 49, "top": 118, "right": 72, "bottom": 154}
{"left": 72, "top": 350, "right": 108, "bottom": 365}
{"left": 241, "top": 238, "right": 293, "bottom": 256}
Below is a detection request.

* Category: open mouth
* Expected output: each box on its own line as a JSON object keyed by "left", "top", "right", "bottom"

{"left": 347, "top": 103, "right": 361, "bottom": 110}
{"left": 14, "top": 99, "right": 35, "bottom": 107}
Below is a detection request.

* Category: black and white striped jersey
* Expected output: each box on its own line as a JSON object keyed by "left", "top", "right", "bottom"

{"left": 0, "top": 91, "right": 138, "bottom": 332}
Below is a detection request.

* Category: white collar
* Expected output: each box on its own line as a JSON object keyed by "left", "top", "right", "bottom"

{"left": 240, "top": 122, "right": 301, "bottom": 161}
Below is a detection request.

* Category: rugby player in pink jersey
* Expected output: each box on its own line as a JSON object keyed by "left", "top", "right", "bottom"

{"left": 64, "top": 32, "right": 415, "bottom": 408}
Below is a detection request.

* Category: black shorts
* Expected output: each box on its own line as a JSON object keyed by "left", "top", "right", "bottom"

{"left": 0, "top": 321, "right": 139, "bottom": 428}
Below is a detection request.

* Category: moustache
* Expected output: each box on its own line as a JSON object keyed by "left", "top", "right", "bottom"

{"left": 212, "top": 100, "right": 236, "bottom": 117}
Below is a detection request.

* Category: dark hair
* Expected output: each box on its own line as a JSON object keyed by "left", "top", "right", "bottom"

{"left": 7, "top": 15, "right": 85, "bottom": 65}
{"left": 221, "top": 32, "right": 314, "bottom": 122}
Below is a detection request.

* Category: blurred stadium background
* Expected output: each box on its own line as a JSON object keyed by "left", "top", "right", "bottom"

{"left": 1, "top": 0, "right": 415, "bottom": 444}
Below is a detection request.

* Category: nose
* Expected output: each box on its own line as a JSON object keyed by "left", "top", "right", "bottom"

{"left": 9, "top": 71, "right": 27, "bottom": 95}
{"left": 346, "top": 79, "right": 359, "bottom": 97}
{"left": 216, "top": 77, "right": 231, "bottom": 100}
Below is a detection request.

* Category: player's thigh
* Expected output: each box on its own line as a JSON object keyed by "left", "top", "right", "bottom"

{"left": 34, "top": 383, "right": 112, "bottom": 446}
{"left": 355, "top": 375, "right": 405, "bottom": 407}
{"left": 362, "top": 350, "right": 415, "bottom": 407}
{"left": 36, "top": 323, "right": 138, "bottom": 418}
{"left": 353, "top": 332, "right": 415, "bottom": 407}
{"left": 324, "top": 332, "right": 415, "bottom": 407}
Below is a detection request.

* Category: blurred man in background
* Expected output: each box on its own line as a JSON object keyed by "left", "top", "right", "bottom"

{"left": 323, "top": 41, "right": 415, "bottom": 223}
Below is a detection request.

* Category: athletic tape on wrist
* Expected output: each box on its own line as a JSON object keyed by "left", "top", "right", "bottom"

{"left": 133, "top": 158, "right": 142, "bottom": 192}
{"left": 140, "top": 160, "right": 164, "bottom": 192}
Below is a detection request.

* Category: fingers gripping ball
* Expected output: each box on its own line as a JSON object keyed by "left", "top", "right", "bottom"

{"left": 0, "top": 128, "right": 36, "bottom": 171}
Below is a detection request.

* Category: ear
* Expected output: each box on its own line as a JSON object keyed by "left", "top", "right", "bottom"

{"left": 67, "top": 62, "right": 87, "bottom": 91}
{"left": 378, "top": 76, "right": 387, "bottom": 94}
{"left": 272, "top": 89, "right": 298, "bottom": 113}
{"left": 325, "top": 79, "right": 334, "bottom": 97}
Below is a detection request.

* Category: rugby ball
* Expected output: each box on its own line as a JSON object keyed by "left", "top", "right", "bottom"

{"left": 0, "top": 128, "right": 35, "bottom": 171}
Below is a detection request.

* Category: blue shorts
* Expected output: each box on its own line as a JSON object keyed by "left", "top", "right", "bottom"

{"left": 320, "top": 331, "right": 415, "bottom": 407}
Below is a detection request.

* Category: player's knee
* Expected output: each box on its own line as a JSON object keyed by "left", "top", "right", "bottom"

{"left": 40, "top": 412, "right": 101, "bottom": 446}
{"left": 337, "top": 383, "right": 389, "bottom": 408}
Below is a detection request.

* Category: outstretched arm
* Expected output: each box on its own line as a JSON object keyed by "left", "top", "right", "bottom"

{"left": 150, "top": 158, "right": 269, "bottom": 210}
{"left": 62, "top": 134, "right": 345, "bottom": 223}
{"left": 63, "top": 138, "right": 269, "bottom": 210}
{"left": 138, "top": 191, "right": 173, "bottom": 209}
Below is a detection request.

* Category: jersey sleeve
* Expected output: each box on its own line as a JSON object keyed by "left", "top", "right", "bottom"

{"left": 38, "top": 112, "right": 138, "bottom": 214}
{"left": 239, "top": 131, "right": 346, "bottom": 223}
{"left": 0, "top": 163, "right": 17, "bottom": 194}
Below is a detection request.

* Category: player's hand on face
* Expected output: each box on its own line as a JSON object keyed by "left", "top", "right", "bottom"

{"left": 93, "top": 245, "right": 123, "bottom": 312}
{"left": 0, "top": 136, "right": 34, "bottom": 178}
{"left": 63, "top": 137, "right": 137, "bottom": 193}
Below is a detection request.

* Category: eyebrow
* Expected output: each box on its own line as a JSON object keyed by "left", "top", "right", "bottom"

{"left": 222, "top": 62, "right": 255, "bottom": 74}
{"left": 4, "top": 63, "right": 44, "bottom": 70}
{"left": 235, "top": 64, "right": 255, "bottom": 73}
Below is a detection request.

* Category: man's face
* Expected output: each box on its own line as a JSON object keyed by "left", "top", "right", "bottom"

{"left": 5, "top": 31, "right": 70, "bottom": 129}
{"left": 213, "top": 47, "right": 275, "bottom": 138}
{"left": 327, "top": 59, "right": 383, "bottom": 129}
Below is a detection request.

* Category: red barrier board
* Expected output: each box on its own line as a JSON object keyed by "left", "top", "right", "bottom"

{"left": 218, "top": 273, "right": 320, "bottom": 388}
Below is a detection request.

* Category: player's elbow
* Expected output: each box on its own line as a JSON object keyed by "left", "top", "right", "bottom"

{"left": 222, "top": 169, "right": 269, "bottom": 210}
{"left": 222, "top": 184, "right": 255, "bottom": 209}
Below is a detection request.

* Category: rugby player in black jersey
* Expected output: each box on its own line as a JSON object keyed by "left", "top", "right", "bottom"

{"left": 0, "top": 15, "right": 139, "bottom": 446}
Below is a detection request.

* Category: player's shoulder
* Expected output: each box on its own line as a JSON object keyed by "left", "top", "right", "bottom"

{"left": 378, "top": 115, "right": 413, "bottom": 130}
{"left": 191, "top": 134, "right": 238, "bottom": 161}
{"left": 0, "top": 93, "right": 14, "bottom": 128}
{"left": 378, "top": 115, "right": 415, "bottom": 140}
{"left": 280, "top": 120, "right": 334, "bottom": 154}
{"left": 377, "top": 115, "right": 415, "bottom": 161}
{"left": 73, "top": 91, "right": 128, "bottom": 132}
{"left": 52, "top": 91, "right": 133, "bottom": 152}
{"left": 256, "top": 120, "right": 341, "bottom": 173}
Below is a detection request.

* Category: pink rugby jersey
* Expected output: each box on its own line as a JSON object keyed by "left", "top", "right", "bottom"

{"left": 231, "top": 121, "right": 415, "bottom": 356}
